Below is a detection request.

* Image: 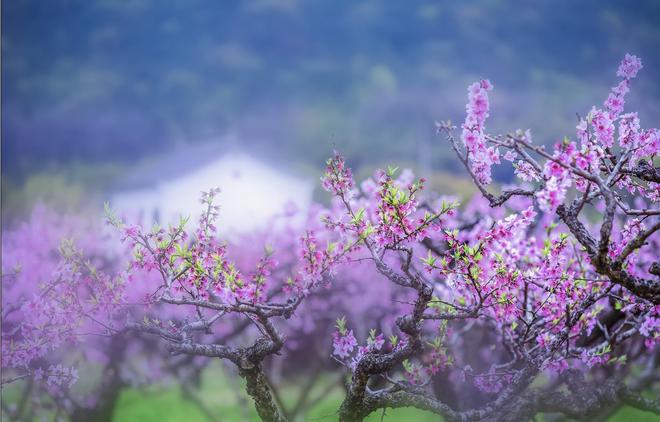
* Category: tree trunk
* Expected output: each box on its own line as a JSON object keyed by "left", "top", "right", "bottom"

{"left": 240, "top": 364, "right": 287, "bottom": 422}
{"left": 71, "top": 336, "right": 127, "bottom": 422}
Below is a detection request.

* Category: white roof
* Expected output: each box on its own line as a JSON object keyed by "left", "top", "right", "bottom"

{"left": 111, "top": 150, "right": 313, "bottom": 233}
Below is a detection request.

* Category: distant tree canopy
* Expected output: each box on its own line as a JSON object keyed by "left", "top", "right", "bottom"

{"left": 3, "top": 0, "right": 660, "bottom": 180}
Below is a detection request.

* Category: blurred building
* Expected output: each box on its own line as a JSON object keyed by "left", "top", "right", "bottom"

{"left": 110, "top": 142, "right": 313, "bottom": 233}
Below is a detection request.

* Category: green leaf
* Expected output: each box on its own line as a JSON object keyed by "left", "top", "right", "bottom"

{"left": 351, "top": 208, "right": 366, "bottom": 226}
{"left": 103, "top": 202, "right": 122, "bottom": 227}
{"left": 389, "top": 335, "right": 398, "bottom": 347}
{"left": 421, "top": 250, "right": 437, "bottom": 267}
{"left": 335, "top": 316, "right": 347, "bottom": 336}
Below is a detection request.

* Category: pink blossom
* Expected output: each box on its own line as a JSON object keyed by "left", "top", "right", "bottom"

{"left": 536, "top": 176, "right": 571, "bottom": 213}
{"left": 591, "top": 108, "right": 615, "bottom": 148}
{"left": 461, "top": 79, "right": 497, "bottom": 185}
{"left": 616, "top": 53, "right": 642, "bottom": 79}
{"left": 514, "top": 160, "right": 540, "bottom": 182}
{"left": 332, "top": 330, "right": 358, "bottom": 358}
{"left": 321, "top": 152, "right": 355, "bottom": 197}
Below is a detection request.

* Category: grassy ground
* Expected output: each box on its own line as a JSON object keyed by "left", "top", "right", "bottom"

{"left": 112, "top": 364, "right": 657, "bottom": 421}
{"left": 2, "top": 363, "right": 655, "bottom": 421}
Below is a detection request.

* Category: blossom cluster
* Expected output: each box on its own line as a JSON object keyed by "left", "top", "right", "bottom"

{"left": 461, "top": 79, "right": 500, "bottom": 185}
{"left": 2, "top": 208, "right": 125, "bottom": 385}
{"left": 530, "top": 54, "right": 659, "bottom": 211}
{"left": 321, "top": 151, "right": 355, "bottom": 197}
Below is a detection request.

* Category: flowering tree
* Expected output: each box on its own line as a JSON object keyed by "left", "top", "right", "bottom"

{"left": 98, "top": 187, "right": 367, "bottom": 421}
{"left": 1, "top": 206, "right": 128, "bottom": 419}
{"left": 326, "top": 53, "right": 658, "bottom": 421}
{"left": 0, "top": 201, "right": 400, "bottom": 421}
{"left": 2, "top": 54, "right": 658, "bottom": 422}
{"left": 0, "top": 206, "right": 263, "bottom": 421}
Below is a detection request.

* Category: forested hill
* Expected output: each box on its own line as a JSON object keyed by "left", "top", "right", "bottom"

{"left": 3, "top": 0, "right": 660, "bottom": 179}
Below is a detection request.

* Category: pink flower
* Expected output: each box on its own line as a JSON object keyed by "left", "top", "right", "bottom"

{"left": 536, "top": 176, "right": 571, "bottom": 213}
{"left": 544, "top": 161, "right": 566, "bottom": 178}
{"left": 576, "top": 119, "right": 588, "bottom": 145}
{"left": 604, "top": 93, "right": 624, "bottom": 116}
{"left": 321, "top": 152, "right": 355, "bottom": 197}
{"left": 616, "top": 54, "right": 642, "bottom": 79}
{"left": 612, "top": 80, "right": 630, "bottom": 96}
{"left": 332, "top": 330, "right": 358, "bottom": 358}
{"left": 591, "top": 109, "right": 614, "bottom": 148}
{"left": 461, "top": 80, "right": 496, "bottom": 185}
{"left": 618, "top": 113, "right": 640, "bottom": 148}
{"left": 639, "top": 316, "right": 657, "bottom": 338}
{"left": 123, "top": 225, "right": 139, "bottom": 239}
{"left": 521, "top": 206, "right": 536, "bottom": 222}
{"left": 514, "top": 161, "right": 540, "bottom": 182}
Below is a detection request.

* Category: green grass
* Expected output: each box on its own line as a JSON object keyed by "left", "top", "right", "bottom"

{"left": 114, "top": 388, "right": 224, "bottom": 421}
{"left": 114, "top": 380, "right": 658, "bottom": 422}
{"left": 112, "top": 363, "right": 440, "bottom": 422}
{"left": 606, "top": 405, "right": 660, "bottom": 422}
{"left": 113, "top": 365, "right": 658, "bottom": 422}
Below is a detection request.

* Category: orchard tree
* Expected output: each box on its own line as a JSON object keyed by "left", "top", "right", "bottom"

{"left": 1, "top": 206, "right": 128, "bottom": 419}
{"left": 1, "top": 200, "right": 401, "bottom": 421}
{"left": 0, "top": 206, "right": 235, "bottom": 421}
{"left": 328, "top": 53, "right": 659, "bottom": 421}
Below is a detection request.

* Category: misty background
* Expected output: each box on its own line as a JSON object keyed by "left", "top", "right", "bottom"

{"left": 3, "top": 0, "right": 660, "bottom": 221}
